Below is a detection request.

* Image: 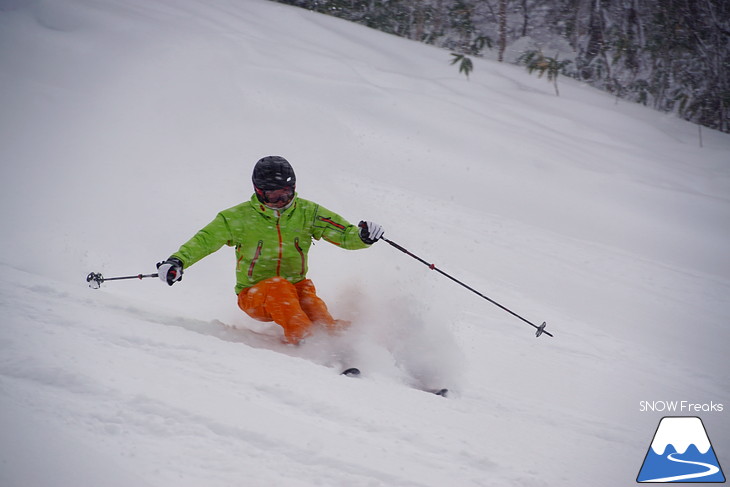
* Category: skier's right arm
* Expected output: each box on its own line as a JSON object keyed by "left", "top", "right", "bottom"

{"left": 157, "top": 212, "right": 233, "bottom": 286}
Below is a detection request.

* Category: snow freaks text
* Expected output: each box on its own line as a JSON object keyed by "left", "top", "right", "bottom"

{"left": 639, "top": 401, "right": 724, "bottom": 413}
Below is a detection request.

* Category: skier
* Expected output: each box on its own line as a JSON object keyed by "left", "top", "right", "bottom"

{"left": 156, "top": 156, "right": 384, "bottom": 345}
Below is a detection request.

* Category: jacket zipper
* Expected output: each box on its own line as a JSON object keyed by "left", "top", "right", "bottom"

{"left": 275, "top": 212, "right": 283, "bottom": 276}
{"left": 294, "top": 237, "right": 305, "bottom": 276}
{"left": 248, "top": 240, "right": 264, "bottom": 279}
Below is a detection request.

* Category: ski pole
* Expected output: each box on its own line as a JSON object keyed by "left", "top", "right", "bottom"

{"left": 86, "top": 272, "right": 158, "bottom": 289}
{"left": 381, "top": 237, "right": 553, "bottom": 338}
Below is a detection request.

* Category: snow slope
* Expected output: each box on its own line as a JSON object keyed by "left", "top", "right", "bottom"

{"left": 1, "top": 0, "right": 729, "bottom": 485}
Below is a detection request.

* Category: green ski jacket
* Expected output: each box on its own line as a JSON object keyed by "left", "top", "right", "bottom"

{"left": 171, "top": 194, "right": 370, "bottom": 294}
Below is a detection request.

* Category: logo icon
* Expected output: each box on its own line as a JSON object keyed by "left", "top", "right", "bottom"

{"left": 637, "top": 416, "right": 725, "bottom": 483}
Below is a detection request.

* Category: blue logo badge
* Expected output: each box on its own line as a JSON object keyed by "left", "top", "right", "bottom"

{"left": 637, "top": 416, "right": 725, "bottom": 483}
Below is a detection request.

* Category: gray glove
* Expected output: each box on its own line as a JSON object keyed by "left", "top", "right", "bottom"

{"left": 358, "top": 221, "right": 384, "bottom": 245}
{"left": 156, "top": 257, "right": 184, "bottom": 286}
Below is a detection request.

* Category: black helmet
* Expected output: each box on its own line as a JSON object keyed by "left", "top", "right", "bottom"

{"left": 252, "top": 156, "right": 296, "bottom": 204}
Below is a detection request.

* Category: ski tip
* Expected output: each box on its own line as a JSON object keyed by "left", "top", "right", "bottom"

{"left": 341, "top": 367, "right": 361, "bottom": 377}
{"left": 431, "top": 388, "right": 448, "bottom": 397}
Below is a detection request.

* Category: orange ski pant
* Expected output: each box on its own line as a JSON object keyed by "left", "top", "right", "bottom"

{"left": 237, "top": 277, "right": 342, "bottom": 344}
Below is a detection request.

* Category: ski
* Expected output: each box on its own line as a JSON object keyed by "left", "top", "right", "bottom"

{"left": 340, "top": 368, "right": 447, "bottom": 397}
{"left": 341, "top": 367, "right": 361, "bottom": 377}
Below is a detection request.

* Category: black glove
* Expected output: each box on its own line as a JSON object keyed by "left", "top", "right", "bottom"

{"left": 156, "top": 257, "right": 184, "bottom": 286}
{"left": 358, "top": 220, "right": 384, "bottom": 245}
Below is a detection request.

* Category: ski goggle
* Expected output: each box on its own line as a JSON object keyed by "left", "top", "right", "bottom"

{"left": 259, "top": 187, "right": 294, "bottom": 204}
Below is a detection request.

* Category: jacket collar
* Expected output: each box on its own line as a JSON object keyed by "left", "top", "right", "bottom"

{"left": 249, "top": 193, "right": 298, "bottom": 219}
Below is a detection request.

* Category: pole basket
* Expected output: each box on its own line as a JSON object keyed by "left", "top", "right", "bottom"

{"left": 87, "top": 272, "right": 103, "bottom": 289}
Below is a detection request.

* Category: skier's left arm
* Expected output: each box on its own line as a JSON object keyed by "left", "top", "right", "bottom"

{"left": 312, "top": 206, "right": 383, "bottom": 249}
